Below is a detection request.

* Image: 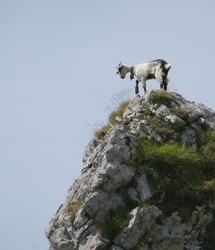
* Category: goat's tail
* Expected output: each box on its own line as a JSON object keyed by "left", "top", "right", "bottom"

{"left": 164, "top": 63, "right": 171, "bottom": 70}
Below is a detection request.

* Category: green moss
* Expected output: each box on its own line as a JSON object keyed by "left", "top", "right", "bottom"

{"left": 148, "top": 116, "right": 185, "bottom": 142}
{"left": 97, "top": 205, "right": 131, "bottom": 241}
{"left": 148, "top": 90, "right": 175, "bottom": 107}
{"left": 132, "top": 130, "right": 215, "bottom": 221}
{"left": 170, "top": 107, "right": 189, "bottom": 121}
{"left": 150, "top": 116, "right": 174, "bottom": 137}
{"left": 199, "top": 130, "right": 215, "bottom": 153}
{"left": 197, "top": 130, "right": 215, "bottom": 175}
{"left": 144, "top": 107, "right": 153, "bottom": 116}
{"left": 97, "top": 186, "right": 138, "bottom": 241}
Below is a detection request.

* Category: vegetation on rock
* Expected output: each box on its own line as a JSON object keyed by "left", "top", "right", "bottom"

{"left": 94, "top": 124, "right": 111, "bottom": 140}
{"left": 148, "top": 90, "right": 175, "bottom": 107}
{"left": 66, "top": 200, "right": 84, "bottom": 222}
{"left": 96, "top": 90, "right": 215, "bottom": 242}
{"left": 48, "top": 90, "right": 215, "bottom": 250}
{"left": 132, "top": 130, "right": 215, "bottom": 221}
{"left": 94, "top": 101, "right": 130, "bottom": 140}
{"left": 97, "top": 205, "right": 131, "bottom": 241}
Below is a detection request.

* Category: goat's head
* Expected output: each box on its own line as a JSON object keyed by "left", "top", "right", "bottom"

{"left": 116, "top": 62, "right": 127, "bottom": 79}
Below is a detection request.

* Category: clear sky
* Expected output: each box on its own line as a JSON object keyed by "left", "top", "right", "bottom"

{"left": 1, "top": 1, "right": 215, "bottom": 249}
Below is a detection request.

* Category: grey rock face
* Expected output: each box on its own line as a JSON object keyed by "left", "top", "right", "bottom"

{"left": 165, "top": 114, "right": 185, "bottom": 127}
{"left": 114, "top": 206, "right": 161, "bottom": 250}
{"left": 46, "top": 91, "right": 215, "bottom": 250}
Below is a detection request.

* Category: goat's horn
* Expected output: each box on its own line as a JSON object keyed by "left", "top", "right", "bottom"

{"left": 118, "top": 62, "right": 122, "bottom": 66}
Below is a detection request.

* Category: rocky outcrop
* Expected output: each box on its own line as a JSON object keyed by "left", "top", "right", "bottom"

{"left": 46, "top": 91, "right": 215, "bottom": 250}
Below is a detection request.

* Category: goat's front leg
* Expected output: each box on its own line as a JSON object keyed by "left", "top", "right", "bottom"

{"left": 160, "top": 81, "right": 167, "bottom": 91}
{"left": 160, "top": 75, "right": 167, "bottom": 91}
{"left": 163, "top": 82, "right": 167, "bottom": 91}
{"left": 135, "top": 80, "right": 139, "bottom": 94}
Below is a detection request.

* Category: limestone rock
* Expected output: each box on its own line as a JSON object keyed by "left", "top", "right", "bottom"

{"left": 79, "top": 235, "right": 110, "bottom": 250}
{"left": 165, "top": 114, "right": 185, "bottom": 127}
{"left": 114, "top": 206, "right": 161, "bottom": 249}
{"left": 136, "top": 174, "right": 152, "bottom": 202}
{"left": 46, "top": 91, "right": 215, "bottom": 250}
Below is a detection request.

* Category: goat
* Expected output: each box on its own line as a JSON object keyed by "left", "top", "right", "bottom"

{"left": 116, "top": 59, "right": 171, "bottom": 94}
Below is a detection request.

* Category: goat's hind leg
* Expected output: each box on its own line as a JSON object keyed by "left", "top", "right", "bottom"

{"left": 141, "top": 80, "right": 147, "bottom": 93}
{"left": 135, "top": 80, "right": 139, "bottom": 94}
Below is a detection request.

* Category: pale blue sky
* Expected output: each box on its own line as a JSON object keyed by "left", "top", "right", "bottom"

{"left": 1, "top": 1, "right": 215, "bottom": 249}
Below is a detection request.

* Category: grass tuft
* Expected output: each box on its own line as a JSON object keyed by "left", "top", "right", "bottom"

{"left": 150, "top": 116, "right": 174, "bottom": 137}
{"left": 144, "top": 107, "right": 153, "bottom": 116}
{"left": 97, "top": 205, "right": 130, "bottom": 241}
{"left": 108, "top": 101, "right": 130, "bottom": 125}
{"left": 148, "top": 90, "right": 175, "bottom": 107}
{"left": 94, "top": 101, "right": 130, "bottom": 140}
{"left": 66, "top": 200, "right": 84, "bottom": 222}
{"left": 170, "top": 107, "right": 189, "bottom": 121}
{"left": 94, "top": 88, "right": 132, "bottom": 140}
{"left": 94, "top": 124, "right": 111, "bottom": 140}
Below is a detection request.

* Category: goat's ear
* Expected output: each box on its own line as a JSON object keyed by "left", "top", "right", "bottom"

{"left": 116, "top": 64, "right": 122, "bottom": 74}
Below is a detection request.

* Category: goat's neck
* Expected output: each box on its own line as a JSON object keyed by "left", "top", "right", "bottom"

{"left": 123, "top": 65, "right": 135, "bottom": 75}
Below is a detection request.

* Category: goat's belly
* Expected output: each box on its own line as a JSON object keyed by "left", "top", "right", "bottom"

{"left": 146, "top": 73, "right": 156, "bottom": 80}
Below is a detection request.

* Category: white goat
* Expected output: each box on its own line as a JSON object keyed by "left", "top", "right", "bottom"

{"left": 116, "top": 59, "right": 171, "bottom": 94}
